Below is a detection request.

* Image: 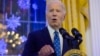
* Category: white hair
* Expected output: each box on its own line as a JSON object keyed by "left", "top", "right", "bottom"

{"left": 46, "top": 0, "right": 66, "bottom": 15}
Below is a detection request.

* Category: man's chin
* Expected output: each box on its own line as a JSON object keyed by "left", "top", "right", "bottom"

{"left": 50, "top": 24, "right": 60, "bottom": 29}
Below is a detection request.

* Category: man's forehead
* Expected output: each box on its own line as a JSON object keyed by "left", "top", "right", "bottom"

{"left": 47, "top": 3, "right": 62, "bottom": 7}
{"left": 48, "top": 3, "right": 62, "bottom": 8}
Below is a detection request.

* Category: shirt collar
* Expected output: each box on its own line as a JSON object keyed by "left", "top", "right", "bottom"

{"left": 47, "top": 25, "right": 55, "bottom": 35}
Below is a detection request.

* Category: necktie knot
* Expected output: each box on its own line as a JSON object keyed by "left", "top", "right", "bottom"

{"left": 54, "top": 31, "right": 58, "bottom": 33}
{"left": 54, "top": 31, "right": 59, "bottom": 36}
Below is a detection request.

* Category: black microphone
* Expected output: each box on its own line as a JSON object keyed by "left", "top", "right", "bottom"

{"left": 71, "top": 28, "right": 82, "bottom": 45}
{"left": 71, "top": 28, "right": 82, "bottom": 40}
{"left": 59, "top": 28, "right": 73, "bottom": 40}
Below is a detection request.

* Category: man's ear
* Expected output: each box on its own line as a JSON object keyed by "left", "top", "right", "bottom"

{"left": 63, "top": 15, "right": 66, "bottom": 21}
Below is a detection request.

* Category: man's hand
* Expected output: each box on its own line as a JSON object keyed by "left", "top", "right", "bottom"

{"left": 38, "top": 45, "right": 54, "bottom": 56}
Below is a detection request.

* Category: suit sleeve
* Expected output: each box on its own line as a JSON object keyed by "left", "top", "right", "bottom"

{"left": 22, "top": 32, "right": 38, "bottom": 56}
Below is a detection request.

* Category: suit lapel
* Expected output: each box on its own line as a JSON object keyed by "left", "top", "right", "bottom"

{"left": 42, "top": 27, "right": 54, "bottom": 48}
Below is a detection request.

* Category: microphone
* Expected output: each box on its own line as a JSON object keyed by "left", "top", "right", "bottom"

{"left": 71, "top": 28, "right": 82, "bottom": 40}
{"left": 59, "top": 28, "right": 73, "bottom": 40}
{"left": 71, "top": 28, "right": 82, "bottom": 45}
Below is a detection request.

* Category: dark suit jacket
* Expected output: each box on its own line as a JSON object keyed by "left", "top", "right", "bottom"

{"left": 22, "top": 27, "right": 79, "bottom": 56}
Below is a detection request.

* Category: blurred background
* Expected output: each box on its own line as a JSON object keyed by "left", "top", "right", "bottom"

{"left": 0, "top": 0, "right": 46, "bottom": 55}
{"left": 0, "top": 0, "right": 100, "bottom": 56}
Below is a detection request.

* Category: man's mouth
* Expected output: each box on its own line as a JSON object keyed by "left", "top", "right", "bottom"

{"left": 52, "top": 18, "right": 57, "bottom": 20}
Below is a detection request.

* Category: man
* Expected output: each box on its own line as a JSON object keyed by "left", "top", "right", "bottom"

{"left": 22, "top": 0, "right": 79, "bottom": 56}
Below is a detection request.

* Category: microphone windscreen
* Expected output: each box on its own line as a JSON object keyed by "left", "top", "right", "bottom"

{"left": 59, "top": 28, "right": 69, "bottom": 36}
{"left": 71, "top": 28, "right": 82, "bottom": 37}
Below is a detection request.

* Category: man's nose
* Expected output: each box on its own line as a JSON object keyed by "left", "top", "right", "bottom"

{"left": 52, "top": 14, "right": 57, "bottom": 17}
{"left": 52, "top": 12, "right": 57, "bottom": 17}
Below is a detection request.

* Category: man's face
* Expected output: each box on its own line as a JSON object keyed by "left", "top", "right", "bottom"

{"left": 46, "top": 3, "right": 65, "bottom": 29}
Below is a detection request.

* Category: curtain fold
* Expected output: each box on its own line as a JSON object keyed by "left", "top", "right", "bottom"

{"left": 61, "top": 0, "right": 89, "bottom": 54}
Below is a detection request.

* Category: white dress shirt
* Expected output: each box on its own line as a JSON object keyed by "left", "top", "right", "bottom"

{"left": 47, "top": 25, "right": 63, "bottom": 54}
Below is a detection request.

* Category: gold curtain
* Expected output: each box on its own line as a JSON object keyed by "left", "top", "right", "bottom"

{"left": 61, "top": 0, "right": 89, "bottom": 54}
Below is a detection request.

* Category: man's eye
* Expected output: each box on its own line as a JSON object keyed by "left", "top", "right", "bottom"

{"left": 49, "top": 9, "right": 61, "bottom": 12}
{"left": 49, "top": 9, "right": 54, "bottom": 12}
{"left": 56, "top": 10, "right": 61, "bottom": 12}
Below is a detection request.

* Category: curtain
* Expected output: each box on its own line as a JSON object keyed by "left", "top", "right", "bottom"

{"left": 61, "top": 0, "right": 89, "bottom": 54}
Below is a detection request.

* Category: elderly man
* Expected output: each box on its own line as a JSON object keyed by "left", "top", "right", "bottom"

{"left": 22, "top": 0, "right": 79, "bottom": 56}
